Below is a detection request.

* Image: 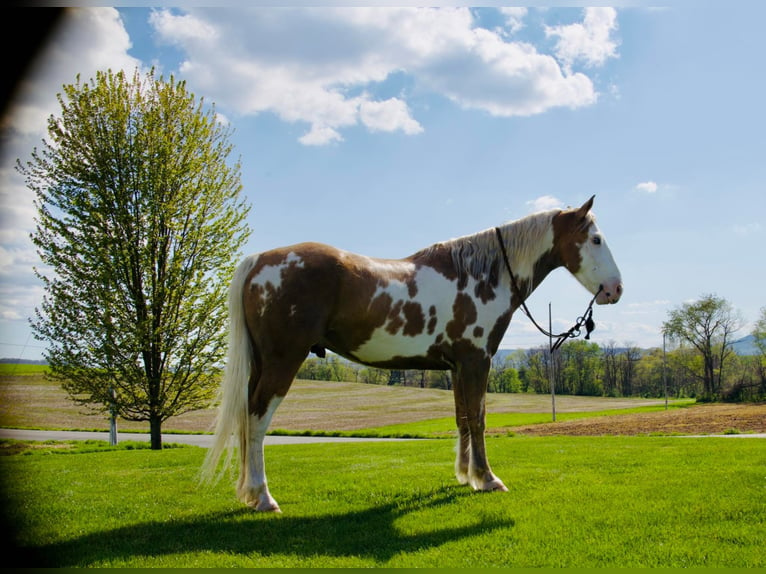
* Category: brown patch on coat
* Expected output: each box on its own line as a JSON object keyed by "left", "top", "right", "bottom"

{"left": 386, "top": 300, "right": 405, "bottom": 334}
{"left": 551, "top": 203, "right": 593, "bottom": 275}
{"left": 487, "top": 310, "right": 512, "bottom": 356}
{"left": 402, "top": 301, "right": 426, "bottom": 336}
{"left": 410, "top": 243, "right": 459, "bottom": 282}
{"left": 427, "top": 305, "right": 438, "bottom": 335}
{"left": 407, "top": 278, "right": 419, "bottom": 298}
{"left": 446, "top": 292, "right": 478, "bottom": 341}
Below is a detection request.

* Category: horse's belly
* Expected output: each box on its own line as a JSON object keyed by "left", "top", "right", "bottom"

{"left": 351, "top": 329, "right": 440, "bottom": 365}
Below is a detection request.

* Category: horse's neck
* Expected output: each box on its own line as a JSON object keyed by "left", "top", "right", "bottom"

{"left": 502, "top": 212, "right": 560, "bottom": 302}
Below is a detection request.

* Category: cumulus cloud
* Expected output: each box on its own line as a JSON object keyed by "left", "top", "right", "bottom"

{"left": 359, "top": 98, "right": 424, "bottom": 135}
{"left": 5, "top": 8, "right": 141, "bottom": 138}
{"left": 1, "top": 8, "right": 141, "bottom": 326}
{"left": 149, "top": 7, "right": 613, "bottom": 145}
{"left": 499, "top": 8, "right": 528, "bottom": 35}
{"left": 635, "top": 181, "right": 659, "bottom": 193}
{"left": 527, "top": 195, "right": 564, "bottom": 212}
{"left": 546, "top": 8, "right": 619, "bottom": 73}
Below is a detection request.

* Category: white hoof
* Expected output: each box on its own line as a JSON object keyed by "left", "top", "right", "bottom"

{"left": 252, "top": 493, "right": 281, "bottom": 513}
{"left": 471, "top": 473, "right": 508, "bottom": 492}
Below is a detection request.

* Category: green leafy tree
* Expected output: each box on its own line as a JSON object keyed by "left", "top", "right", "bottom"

{"left": 662, "top": 294, "right": 743, "bottom": 401}
{"left": 754, "top": 307, "right": 766, "bottom": 356}
{"left": 19, "top": 69, "right": 250, "bottom": 449}
{"left": 752, "top": 307, "right": 766, "bottom": 396}
{"left": 558, "top": 340, "right": 602, "bottom": 396}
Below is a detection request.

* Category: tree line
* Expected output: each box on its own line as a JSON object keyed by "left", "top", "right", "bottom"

{"left": 298, "top": 299, "right": 766, "bottom": 402}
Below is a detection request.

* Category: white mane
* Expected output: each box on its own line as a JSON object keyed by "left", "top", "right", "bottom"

{"left": 437, "top": 209, "right": 560, "bottom": 280}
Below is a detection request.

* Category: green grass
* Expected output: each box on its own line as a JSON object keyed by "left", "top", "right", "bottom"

{"left": 2, "top": 436, "right": 764, "bottom": 568}
{"left": 0, "top": 363, "right": 49, "bottom": 376}
{"left": 358, "top": 401, "right": 695, "bottom": 438}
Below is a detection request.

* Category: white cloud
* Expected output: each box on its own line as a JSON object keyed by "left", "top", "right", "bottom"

{"left": 623, "top": 300, "right": 671, "bottom": 315}
{"left": 149, "top": 7, "right": 613, "bottom": 145}
{"left": 1, "top": 8, "right": 141, "bottom": 330}
{"left": 635, "top": 181, "right": 659, "bottom": 193}
{"left": 733, "top": 223, "right": 762, "bottom": 236}
{"left": 499, "top": 8, "right": 528, "bottom": 35}
{"left": 527, "top": 195, "right": 564, "bottom": 212}
{"left": 546, "top": 8, "right": 619, "bottom": 73}
{"left": 5, "top": 8, "right": 141, "bottom": 138}
{"left": 359, "top": 98, "right": 423, "bottom": 135}
{"left": 299, "top": 125, "right": 343, "bottom": 147}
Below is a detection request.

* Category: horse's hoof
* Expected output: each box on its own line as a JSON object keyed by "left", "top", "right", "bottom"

{"left": 488, "top": 480, "right": 509, "bottom": 492}
{"left": 246, "top": 492, "right": 282, "bottom": 512}
{"left": 254, "top": 498, "right": 281, "bottom": 512}
{"left": 256, "top": 503, "right": 281, "bottom": 513}
{"left": 480, "top": 477, "right": 508, "bottom": 492}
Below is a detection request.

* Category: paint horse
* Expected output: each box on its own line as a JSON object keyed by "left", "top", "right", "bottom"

{"left": 203, "top": 196, "right": 622, "bottom": 512}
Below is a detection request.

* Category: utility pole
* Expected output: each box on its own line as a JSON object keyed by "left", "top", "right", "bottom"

{"left": 549, "top": 302, "right": 556, "bottom": 422}
{"left": 663, "top": 332, "right": 668, "bottom": 410}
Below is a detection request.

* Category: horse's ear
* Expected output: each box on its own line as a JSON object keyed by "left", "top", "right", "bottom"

{"left": 576, "top": 195, "right": 595, "bottom": 219}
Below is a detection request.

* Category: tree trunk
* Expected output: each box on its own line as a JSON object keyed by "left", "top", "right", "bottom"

{"left": 149, "top": 414, "right": 162, "bottom": 450}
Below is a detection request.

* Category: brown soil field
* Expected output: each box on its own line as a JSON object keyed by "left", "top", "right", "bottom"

{"left": 511, "top": 403, "right": 766, "bottom": 436}
{"left": 1, "top": 372, "right": 763, "bottom": 436}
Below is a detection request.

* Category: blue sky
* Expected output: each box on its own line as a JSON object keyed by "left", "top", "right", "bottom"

{"left": 1, "top": 4, "right": 764, "bottom": 361}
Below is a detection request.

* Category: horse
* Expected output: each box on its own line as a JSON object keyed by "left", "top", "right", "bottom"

{"left": 202, "top": 195, "right": 622, "bottom": 512}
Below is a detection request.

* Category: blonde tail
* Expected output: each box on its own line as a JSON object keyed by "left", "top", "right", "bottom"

{"left": 201, "top": 255, "right": 258, "bottom": 484}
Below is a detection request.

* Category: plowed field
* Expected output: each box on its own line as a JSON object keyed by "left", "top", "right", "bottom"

{"left": 511, "top": 403, "right": 766, "bottom": 436}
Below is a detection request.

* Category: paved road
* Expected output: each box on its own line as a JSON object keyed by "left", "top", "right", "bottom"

{"left": 1, "top": 428, "right": 763, "bottom": 445}
{"left": 0, "top": 428, "right": 420, "bottom": 447}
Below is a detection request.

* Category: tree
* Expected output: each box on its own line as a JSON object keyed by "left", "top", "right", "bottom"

{"left": 488, "top": 355, "right": 522, "bottom": 393}
{"left": 662, "top": 294, "right": 743, "bottom": 401}
{"left": 602, "top": 341, "right": 620, "bottom": 396}
{"left": 754, "top": 307, "right": 766, "bottom": 357}
{"left": 20, "top": 69, "right": 250, "bottom": 449}
{"left": 558, "top": 340, "right": 602, "bottom": 396}
{"left": 751, "top": 307, "right": 766, "bottom": 398}
{"left": 618, "top": 345, "right": 641, "bottom": 397}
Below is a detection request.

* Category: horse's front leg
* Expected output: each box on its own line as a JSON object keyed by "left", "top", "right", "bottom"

{"left": 453, "top": 382, "right": 471, "bottom": 485}
{"left": 452, "top": 364, "right": 508, "bottom": 492}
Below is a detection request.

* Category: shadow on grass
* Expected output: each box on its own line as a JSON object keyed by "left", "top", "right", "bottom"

{"left": 24, "top": 487, "right": 514, "bottom": 567}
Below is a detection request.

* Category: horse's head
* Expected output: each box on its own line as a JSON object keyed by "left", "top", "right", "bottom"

{"left": 554, "top": 195, "right": 623, "bottom": 305}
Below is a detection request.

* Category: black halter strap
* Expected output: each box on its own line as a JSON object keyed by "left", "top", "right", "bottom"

{"left": 494, "top": 227, "right": 601, "bottom": 352}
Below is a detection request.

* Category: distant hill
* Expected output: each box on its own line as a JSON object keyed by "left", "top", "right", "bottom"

{"left": 0, "top": 358, "right": 48, "bottom": 365}
{"left": 731, "top": 335, "right": 759, "bottom": 356}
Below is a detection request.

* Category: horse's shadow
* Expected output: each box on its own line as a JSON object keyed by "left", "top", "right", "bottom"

{"left": 25, "top": 486, "right": 514, "bottom": 567}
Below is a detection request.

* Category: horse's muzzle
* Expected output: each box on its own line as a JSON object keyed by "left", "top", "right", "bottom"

{"left": 597, "top": 279, "right": 623, "bottom": 305}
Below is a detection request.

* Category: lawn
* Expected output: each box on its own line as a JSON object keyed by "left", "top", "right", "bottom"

{"left": 2, "top": 436, "right": 764, "bottom": 568}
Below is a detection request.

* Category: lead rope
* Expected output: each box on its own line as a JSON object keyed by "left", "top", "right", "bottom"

{"left": 494, "top": 227, "right": 602, "bottom": 352}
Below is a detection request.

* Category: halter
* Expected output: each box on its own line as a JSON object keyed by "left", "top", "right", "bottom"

{"left": 494, "top": 227, "right": 601, "bottom": 352}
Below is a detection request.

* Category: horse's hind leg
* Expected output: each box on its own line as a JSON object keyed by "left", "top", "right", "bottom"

{"left": 238, "top": 383, "right": 283, "bottom": 511}
{"left": 238, "top": 355, "right": 306, "bottom": 512}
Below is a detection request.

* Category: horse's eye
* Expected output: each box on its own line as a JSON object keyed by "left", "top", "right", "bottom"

{"left": 592, "top": 236, "right": 602, "bottom": 245}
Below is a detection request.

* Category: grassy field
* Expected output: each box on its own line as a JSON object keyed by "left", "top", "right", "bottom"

{"left": 1, "top": 366, "right": 763, "bottom": 567}
{"left": 2, "top": 437, "right": 764, "bottom": 568}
